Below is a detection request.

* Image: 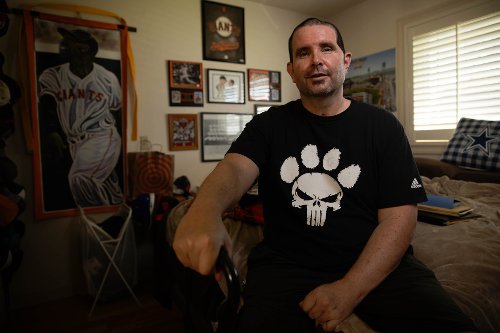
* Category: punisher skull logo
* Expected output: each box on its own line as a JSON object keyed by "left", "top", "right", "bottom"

{"left": 280, "top": 144, "right": 361, "bottom": 227}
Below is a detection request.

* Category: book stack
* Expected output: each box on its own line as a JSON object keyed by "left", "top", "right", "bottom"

{"left": 417, "top": 194, "right": 480, "bottom": 226}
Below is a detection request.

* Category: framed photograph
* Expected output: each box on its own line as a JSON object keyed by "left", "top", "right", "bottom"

{"left": 201, "top": 112, "right": 253, "bottom": 162}
{"left": 24, "top": 11, "right": 129, "bottom": 220}
{"left": 202, "top": 1, "right": 245, "bottom": 64}
{"left": 168, "top": 60, "right": 203, "bottom": 107}
{"left": 248, "top": 69, "right": 281, "bottom": 102}
{"left": 168, "top": 114, "right": 198, "bottom": 151}
{"left": 207, "top": 69, "right": 245, "bottom": 104}
{"left": 254, "top": 104, "right": 274, "bottom": 115}
{"left": 344, "top": 48, "right": 396, "bottom": 112}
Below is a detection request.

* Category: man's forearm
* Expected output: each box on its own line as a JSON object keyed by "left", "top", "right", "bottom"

{"left": 189, "top": 153, "right": 259, "bottom": 217}
{"left": 341, "top": 205, "right": 417, "bottom": 303}
{"left": 173, "top": 153, "right": 258, "bottom": 275}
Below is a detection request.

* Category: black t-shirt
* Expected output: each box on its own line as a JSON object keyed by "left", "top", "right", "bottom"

{"left": 227, "top": 99, "right": 427, "bottom": 271}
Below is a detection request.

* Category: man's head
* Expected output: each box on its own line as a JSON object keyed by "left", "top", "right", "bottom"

{"left": 58, "top": 28, "right": 98, "bottom": 59}
{"left": 288, "top": 18, "right": 345, "bottom": 63}
{"left": 286, "top": 18, "right": 351, "bottom": 100}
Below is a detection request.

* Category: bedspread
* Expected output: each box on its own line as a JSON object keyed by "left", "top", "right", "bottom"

{"left": 413, "top": 176, "right": 500, "bottom": 333}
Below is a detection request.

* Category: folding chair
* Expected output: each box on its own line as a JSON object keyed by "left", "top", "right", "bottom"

{"left": 79, "top": 204, "right": 142, "bottom": 317}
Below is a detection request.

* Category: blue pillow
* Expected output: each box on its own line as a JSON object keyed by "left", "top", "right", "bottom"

{"left": 441, "top": 118, "right": 500, "bottom": 171}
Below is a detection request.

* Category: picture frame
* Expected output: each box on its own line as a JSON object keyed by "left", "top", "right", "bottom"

{"left": 202, "top": 0, "right": 245, "bottom": 64}
{"left": 24, "top": 11, "right": 129, "bottom": 220}
{"left": 344, "top": 48, "right": 396, "bottom": 112}
{"left": 207, "top": 69, "right": 245, "bottom": 104}
{"left": 201, "top": 112, "right": 253, "bottom": 162}
{"left": 248, "top": 69, "right": 281, "bottom": 102}
{"left": 254, "top": 104, "right": 274, "bottom": 115}
{"left": 167, "top": 113, "right": 198, "bottom": 151}
{"left": 168, "top": 60, "right": 203, "bottom": 107}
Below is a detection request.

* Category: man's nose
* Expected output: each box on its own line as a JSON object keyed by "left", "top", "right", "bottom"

{"left": 311, "top": 50, "right": 323, "bottom": 66}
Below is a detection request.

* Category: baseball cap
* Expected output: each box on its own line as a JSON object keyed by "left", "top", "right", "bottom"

{"left": 57, "top": 27, "right": 98, "bottom": 55}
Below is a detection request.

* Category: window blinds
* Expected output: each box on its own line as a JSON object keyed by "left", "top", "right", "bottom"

{"left": 412, "top": 11, "right": 500, "bottom": 133}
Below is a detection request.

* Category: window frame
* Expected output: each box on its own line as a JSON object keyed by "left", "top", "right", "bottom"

{"left": 396, "top": 0, "right": 500, "bottom": 155}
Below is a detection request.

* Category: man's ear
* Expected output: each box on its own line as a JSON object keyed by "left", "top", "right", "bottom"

{"left": 344, "top": 52, "right": 352, "bottom": 72}
{"left": 286, "top": 62, "right": 296, "bottom": 83}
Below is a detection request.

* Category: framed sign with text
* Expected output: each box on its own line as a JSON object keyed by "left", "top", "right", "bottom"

{"left": 201, "top": 112, "right": 252, "bottom": 161}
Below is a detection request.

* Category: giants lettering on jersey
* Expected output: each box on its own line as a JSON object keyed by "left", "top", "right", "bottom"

{"left": 55, "top": 88, "right": 104, "bottom": 103}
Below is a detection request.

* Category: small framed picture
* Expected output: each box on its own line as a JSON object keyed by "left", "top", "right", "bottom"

{"left": 168, "top": 60, "right": 203, "bottom": 107}
{"left": 207, "top": 69, "right": 245, "bottom": 104}
{"left": 202, "top": 1, "right": 245, "bottom": 64}
{"left": 167, "top": 113, "right": 198, "bottom": 151}
{"left": 201, "top": 112, "right": 253, "bottom": 162}
{"left": 254, "top": 104, "right": 274, "bottom": 115}
{"left": 248, "top": 69, "right": 281, "bottom": 102}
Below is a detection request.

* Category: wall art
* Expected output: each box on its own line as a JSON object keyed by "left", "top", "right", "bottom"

{"left": 168, "top": 60, "right": 203, "bottom": 107}
{"left": 207, "top": 69, "right": 245, "bottom": 104}
{"left": 202, "top": 1, "right": 245, "bottom": 64}
{"left": 201, "top": 112, "right": 252, "bottom": 161}
{"left": 24, "top": 11, "right": 128, "bottom": 219}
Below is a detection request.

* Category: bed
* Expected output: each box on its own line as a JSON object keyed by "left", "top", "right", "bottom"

{"left": 158, "top": 165, "right": 500, "bottom": 333}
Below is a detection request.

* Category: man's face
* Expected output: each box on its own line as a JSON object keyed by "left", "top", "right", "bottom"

{"left": 287, "top": 25, "right": 351, "bottom": 98}
{"left": 59, "top": 36, "right": 92, "bottom": 61}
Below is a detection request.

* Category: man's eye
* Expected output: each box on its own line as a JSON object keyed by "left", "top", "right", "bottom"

{"left": 322, "top": 46, "right": 333, "bottom": 52}
{"left": 297, "top": 50, "right": 309, "bottom": 58}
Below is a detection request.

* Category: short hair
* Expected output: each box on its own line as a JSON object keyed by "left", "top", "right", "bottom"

{"left": 288, "top": 17, "right": 345, "bottom": 63}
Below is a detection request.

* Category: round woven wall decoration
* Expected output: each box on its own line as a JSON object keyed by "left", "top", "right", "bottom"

{"left": 128, "top": 152, "right": 174, "bottom": 198}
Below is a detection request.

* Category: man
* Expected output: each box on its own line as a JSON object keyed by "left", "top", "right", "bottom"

{"left": 173, "top": 18, "right": 477, "bottom": 333}
{"left": 38, "top": 28, "right": 123, "bottom": 208}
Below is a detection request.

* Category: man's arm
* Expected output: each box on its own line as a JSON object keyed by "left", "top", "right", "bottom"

{"left": 172, "top": 153, "right": 259, "bottom": 275}
{"left": 301, "top": 204, "right": 417, "bottom": 331}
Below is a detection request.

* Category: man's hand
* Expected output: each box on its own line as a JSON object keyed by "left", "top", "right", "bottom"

{"left": 173, "top": 153, "right": 259, "bottom": 277}
{"left": 172, "top": 209, "right": 232, "bottom": 276}
{"left": 300, "top": 278, "right": 361, "bottom": 332}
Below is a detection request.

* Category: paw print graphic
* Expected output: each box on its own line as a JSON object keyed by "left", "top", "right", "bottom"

{"left": 280, "top": 144, "right": 361, "bottom": 226}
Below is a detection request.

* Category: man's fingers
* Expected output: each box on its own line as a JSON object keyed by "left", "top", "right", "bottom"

{"left": 322, "top": 319, "right": 342, "bottom": 332}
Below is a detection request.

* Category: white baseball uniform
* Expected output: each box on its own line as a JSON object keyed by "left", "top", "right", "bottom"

{"left": 39, "top": 62, "right": 123, "bottom": 207}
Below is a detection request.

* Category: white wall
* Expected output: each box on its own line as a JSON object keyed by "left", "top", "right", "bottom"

{"left": 1, "top": 0, "right": 304, "bottom": 308}
{"left": 330, "top": 0, "right": 451, "bottom": 59}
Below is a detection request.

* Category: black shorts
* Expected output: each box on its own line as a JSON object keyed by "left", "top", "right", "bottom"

{"left": 235, "top": 244, "right": 477, "bottom": 333}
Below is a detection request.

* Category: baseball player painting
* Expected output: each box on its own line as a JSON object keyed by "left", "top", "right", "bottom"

{"left": 37, "top": 26, "right": 124, "bottom": 209}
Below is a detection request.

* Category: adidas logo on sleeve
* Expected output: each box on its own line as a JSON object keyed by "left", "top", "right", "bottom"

{"left": 411, "top": 178, "right": 422, "bottom": 189}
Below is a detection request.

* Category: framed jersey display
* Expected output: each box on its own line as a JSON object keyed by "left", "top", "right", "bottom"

{"left": 23, "top": 11, "right": 129, "bottom": 220}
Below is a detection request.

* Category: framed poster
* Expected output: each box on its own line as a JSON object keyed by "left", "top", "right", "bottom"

{"left": 207, "top": 69, "right": 245, "bottom": 104}
{"left": 201, "top": 112, "right": 253, "bottom": 162}
{"left": 167, "top": 113, "right": 198, "bottom": 151}
{"left": 168, "top": 60, "right": 203, "bottom": 107}
{"left": 343, "top": 48, "right": 396, "bottom": 112}
{"left": 254, "top": 104, "right": 274, "bottom": 115}
{"left": 248, "top": 69, "right": 281, "bottom": 102}
{"left": 202, "top": 0, "right": 245, "bottom": 64}
{"left": 24, "top": 11, "right": 129, "bottom": 220}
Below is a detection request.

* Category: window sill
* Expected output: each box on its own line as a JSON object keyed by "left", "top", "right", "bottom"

{"left": 410, "top": 142, "right": 448, "bottom": 158}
